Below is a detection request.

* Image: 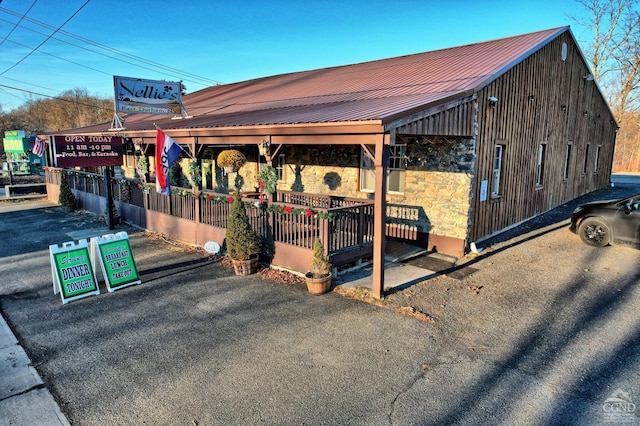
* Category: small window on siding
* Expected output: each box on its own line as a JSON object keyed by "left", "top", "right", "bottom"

{"left": 536, "top": 143, "right": 546, "bottom": 187}
{"left": 276, "top": 153, "right": 285, "bottom": 182}
{"left": 359, "top": 144, "right": 406, "bottom": 193}
{"left": 583, "top": 143, "right": 590, "bottom": 175}
{"left": 594, "top": 145, "right": 602, "bottom": 173}
{"left": 563, "top": 143, "right": 572, "bottom": 180}
{"left": 491, "top": 144, "right": 504, "bottom": 196}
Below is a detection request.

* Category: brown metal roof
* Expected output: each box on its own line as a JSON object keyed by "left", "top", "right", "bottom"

{"left": 71, "top": 26, "right": 569, "bottom": 135}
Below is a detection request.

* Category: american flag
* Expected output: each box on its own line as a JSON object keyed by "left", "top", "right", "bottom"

{"left": 32, "top": 136, "right": 46, "bottom": 157}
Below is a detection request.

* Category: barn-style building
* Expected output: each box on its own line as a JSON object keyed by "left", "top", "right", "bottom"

{"left": 47, "top": 26, "right": 617, "bottom": 297}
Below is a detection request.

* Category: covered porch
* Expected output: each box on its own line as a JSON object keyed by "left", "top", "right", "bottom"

{"left": 45, "top": 168, "right": 390, "bottom": 278}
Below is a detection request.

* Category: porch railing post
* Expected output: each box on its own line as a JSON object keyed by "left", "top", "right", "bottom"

{"left": 357, "top": 206, "right": 365, "bottom": 246}
{"left": 321, "top": 216, "right": 331, "bottom": 255}
{"left": 195, "top": 191, "right": 201, "bottom": 226}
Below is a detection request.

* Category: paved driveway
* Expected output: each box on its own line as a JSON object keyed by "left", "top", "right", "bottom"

{"left": 385, "top": 182, "right": 640, "bottom": 425}
{"left": 1, "top": 183, "right": 639, "bottom": 425}
{"left": 0, "top": 202, "right": 437, "bottom": 425}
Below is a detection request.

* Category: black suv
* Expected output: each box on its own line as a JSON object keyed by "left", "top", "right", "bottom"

{"left": 570, "top": 194, "right": 640, "bottom": 248}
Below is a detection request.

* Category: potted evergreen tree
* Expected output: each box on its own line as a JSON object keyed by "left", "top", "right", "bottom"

{"left": 225, "top": 192, "right": 261, "bottom": 275}
{"left": 58, "top": 171, "right": 77, "bottom": 212}
{"left": 305, "top": 239, "right": 332, "bottom": 294}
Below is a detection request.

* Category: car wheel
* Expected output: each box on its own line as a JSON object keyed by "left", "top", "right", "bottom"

{"left": 578, "top": 217, "right": 611, "bottom": 247}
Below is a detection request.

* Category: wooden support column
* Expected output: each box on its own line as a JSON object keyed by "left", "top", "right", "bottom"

{"left": 193, "top": 137, "right": 201, "bottom": 226}
{"left": 372, "top": 133, "right": 389, "bottom": 299}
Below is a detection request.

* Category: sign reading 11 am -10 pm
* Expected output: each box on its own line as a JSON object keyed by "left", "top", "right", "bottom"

{"left": 54, "top": 135, "right": 123, "bottom": 168}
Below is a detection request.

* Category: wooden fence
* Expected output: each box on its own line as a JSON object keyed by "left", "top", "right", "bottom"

{"left": 47, "top": 169, "right": 375, "bottom": 258}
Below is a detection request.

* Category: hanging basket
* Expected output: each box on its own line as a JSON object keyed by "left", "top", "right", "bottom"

{"left": 217, "top": 149, "right": 247, "bottom": 172}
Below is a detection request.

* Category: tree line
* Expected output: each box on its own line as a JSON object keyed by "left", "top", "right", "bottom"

{"left": 0, "top": 88, "right": 113, "bottom": 140}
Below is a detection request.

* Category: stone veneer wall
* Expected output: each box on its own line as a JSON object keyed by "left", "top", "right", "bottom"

{"left": 123, "top": 140, "right": 476, "bottom": 242}
{"left": 277, "top": 145, "right": 361, "bottom": 197}
{"left": 400, "top": 136, "right": 476, "bottom": 240}
{"left": 276, "top": 139, "right": 476, "bottom": 241}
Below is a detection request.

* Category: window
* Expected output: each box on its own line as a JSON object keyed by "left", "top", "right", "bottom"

{"left": 563, "top": 143, "right": 572, "bottom": 180}
{"left": 276, "top": 153, "right": 285, "bottom": 182}
{"left": 582, "top": 143, "right": 590, "bottom": 175}
{"left": 594, "top": 145, "right": 601, "bottom": 173}
{"left": 491, "top": 144, "right": 504, "bottom": 196}
{"left": 388, "top": 144, "right": 406, "bottom": 193}
{"left": 536, "top": 143, "right": 546, "bottom": 187}
{"left": 359, "top": 144, "right": 406, "bottom": 193}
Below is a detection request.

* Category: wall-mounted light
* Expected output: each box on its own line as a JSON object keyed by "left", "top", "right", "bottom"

{"left": 259, "top": 139, "right": 270, "bottom": 156}
{"left": 488, "top": 96, "right": 498, "bottom": 108}
{"left": 583, "top": 74, "right": 594, "bottom": 81}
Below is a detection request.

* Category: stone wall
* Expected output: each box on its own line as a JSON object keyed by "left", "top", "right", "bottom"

{"left": 401, "top": 136, "right": 476, "bottom": 239}
{"left": 122, "top": 140, "right": 476, "bottom": 242}
{"left": 279, "top": 140, "right": 475, "bottom": 241}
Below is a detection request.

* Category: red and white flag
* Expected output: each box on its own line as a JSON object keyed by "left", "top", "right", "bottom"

{"left": 155, "top": 128, "right": 183, "bottom": 195}
{"left": 32, "top": 136, "right": 46, "bottom": 157}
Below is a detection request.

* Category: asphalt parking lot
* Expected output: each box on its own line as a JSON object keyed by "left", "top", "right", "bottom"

{"left": 1, "top": 179, "right": 639, "bottom": 425}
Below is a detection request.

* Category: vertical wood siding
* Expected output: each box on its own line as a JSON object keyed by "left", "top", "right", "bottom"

{"left": 395, "top": 100, "right": 475, "bottom": 137}
{"left": 469, "top": 32, "right": 617, "bottom": 242}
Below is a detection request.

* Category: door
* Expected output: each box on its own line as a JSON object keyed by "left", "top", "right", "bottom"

{"left": 613, "top": 197, "right": 640, "bottom": 247}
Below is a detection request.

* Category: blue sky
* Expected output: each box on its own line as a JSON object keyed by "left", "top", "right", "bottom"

{"left": 0, "top": 0, "right": 591, "bottom": 111}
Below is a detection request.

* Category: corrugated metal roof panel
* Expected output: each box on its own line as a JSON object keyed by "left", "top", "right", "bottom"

{"left": 70, "top": 27, "right": 568, "bottom": 134}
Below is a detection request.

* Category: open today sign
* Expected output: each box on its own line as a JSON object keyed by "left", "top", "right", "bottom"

{"left": 54, "top": 135, "right": 123, "bottom": 168}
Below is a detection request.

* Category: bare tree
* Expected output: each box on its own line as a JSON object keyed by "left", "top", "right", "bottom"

{"left": 572, "top": 0, "right": 640, "bottom": 116}
{"left": 571, "top": 0, "right": 640, "bottom": 171}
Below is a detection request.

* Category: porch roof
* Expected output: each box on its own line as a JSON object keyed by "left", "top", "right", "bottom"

{"left": 65, "top": 27, "right": 569, "bottom": 138}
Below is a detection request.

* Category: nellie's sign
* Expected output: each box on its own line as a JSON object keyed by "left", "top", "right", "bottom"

{"left": 54, "top": 135, "right": 123, "bottom": 167}
{"left": 114, "top": 76, "right": 182, "bottom": 116}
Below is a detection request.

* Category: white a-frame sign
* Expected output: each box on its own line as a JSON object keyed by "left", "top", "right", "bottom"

{"left": 49, "top": 239, "right": 100, "bottom": 304}
{"left": 91, "top": 232, "right": 141, "bottom": 292}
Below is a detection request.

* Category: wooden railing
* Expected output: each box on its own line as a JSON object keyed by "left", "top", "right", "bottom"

{"left": 270, "top": 195, "right": 374, "bottom": 252}
{"left": 47, "top": 169, "right": 376, "bottom": 256}
{"left": 200, "top": 192, "right": 267, "bottom": 237}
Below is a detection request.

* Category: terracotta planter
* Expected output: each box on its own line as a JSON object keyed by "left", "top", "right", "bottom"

{"left": 232, "top": 256, "right": 260, "bottom": 276}
{"left": 305, "top": 272, "right": 332, "bottom": 295}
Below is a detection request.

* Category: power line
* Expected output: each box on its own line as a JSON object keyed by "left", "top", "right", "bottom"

{"left": 0, "top": 6, "right": 223, "bottom": 87}
{"left": 0, "top": 74, "right": 65, "bottom": 94}
{"left": 0, "top": 0, "right": 37, "bottom": 49}
{"left": 0, "top": 16, "right": 209, "bottom": 86}
{"left": 2, "top": 37, "right": 112, "bottom": 76}
{"left": 0, "top": 82, "right": 113, "bottom": 111}
{"left": 0, "top": 0, "right": 92, "bottom": 76}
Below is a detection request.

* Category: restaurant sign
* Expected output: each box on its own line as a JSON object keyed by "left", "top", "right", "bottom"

{"left": 114, "top": 76, "right": 182, "bottom": 116}
{"left": 54, "top": 135, "right": 123, "bottom": 167}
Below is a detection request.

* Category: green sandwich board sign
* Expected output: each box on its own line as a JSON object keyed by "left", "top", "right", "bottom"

{"left": 91, "top": 232, "right": 140, "bottom": 292}
{"left": 49, "top": 239, "right": 100, "bottom": 304}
